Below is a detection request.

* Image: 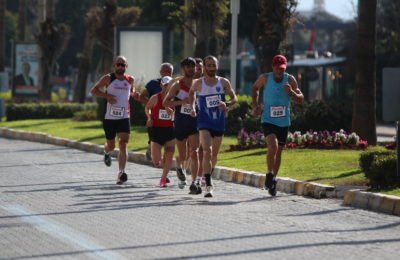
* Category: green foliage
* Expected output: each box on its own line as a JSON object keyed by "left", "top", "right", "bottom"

{"left": 290, "top": 99, "right": 352, "bottom": 132}
{"left": 5, "top": 10, "right": 18, "bottom": 67}
{"left": 6, "top": 103, "right": 97, "bottom": 121}
{"left": 359, "top": 150, "right": 398, "bottom": 189}
{"left": 0, "top": 91, "right": 12, "bottom": 101}
{"left": 129, "top": 99, "right": 147, "bottom": 126}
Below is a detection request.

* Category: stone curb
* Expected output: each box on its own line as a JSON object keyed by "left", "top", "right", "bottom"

{"left": 1, "top": 127, "right": 399, "bottom": 216}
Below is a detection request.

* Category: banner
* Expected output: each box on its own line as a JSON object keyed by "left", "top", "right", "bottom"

{"left": 13, "top": 43, "right": 39, "bottom": 96}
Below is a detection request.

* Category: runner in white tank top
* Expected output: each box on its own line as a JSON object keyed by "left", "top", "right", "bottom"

{"left": 90, "top": 56, "right": 135, "bottom": 185}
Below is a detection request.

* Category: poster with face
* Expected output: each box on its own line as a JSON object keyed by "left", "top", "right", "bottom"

{"left": 13, "top": 43, "right": 39, "bottom": 96}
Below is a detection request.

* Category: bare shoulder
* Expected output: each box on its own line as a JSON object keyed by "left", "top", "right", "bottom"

{"left": 191, "top": 78, "right": 201, "bottom": 91}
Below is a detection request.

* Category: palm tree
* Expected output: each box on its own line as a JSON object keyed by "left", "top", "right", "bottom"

{"left": 351, "top": 0, "right": 377, "bottom": 145}
{"left": 190, "top": 0, "right": 229, "bottom": 58}
{"left": 254, "top": 0, "right": 297, "bottom": 73}
{"left": 0, "top": 0, "right": 5, "bottom": 71}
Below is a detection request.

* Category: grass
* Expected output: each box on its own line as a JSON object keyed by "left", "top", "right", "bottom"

{"left": 1, "top": 118, "right": 399, "bottom": 196}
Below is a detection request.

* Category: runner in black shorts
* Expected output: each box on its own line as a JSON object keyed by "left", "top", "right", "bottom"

{"left": 163, "top": 57, "right": 202, "bottom": 193}
{"left": 90, "top": 56, "right": 135, "bottom": 185}
{"left": 145, "top": 76, "right": 175, "bottom": 187}
{"left": 261, "top": 123, "right": 289, "bottom": 146}
{"left": 252, "top": 55, "right": 304, "bottom": 196}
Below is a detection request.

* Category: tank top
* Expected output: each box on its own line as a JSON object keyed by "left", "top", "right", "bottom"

{"left": 261, "top": 72, "right": 291, "bottom": 127}
{"left": 104, "top": 73, "right": 133, "bottom": 120}
{"left": 151, "top": 93, "right": 174, "bottom": 127}
{"left": 174, "top": 80, "right": 197, "bottom": 129}
{"left": 196, "top": 77, "right": 226, "bottom": 131}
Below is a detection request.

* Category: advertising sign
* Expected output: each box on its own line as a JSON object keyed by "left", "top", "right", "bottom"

{"left": 13, "top": 43, "right": 39, "bottom": 96}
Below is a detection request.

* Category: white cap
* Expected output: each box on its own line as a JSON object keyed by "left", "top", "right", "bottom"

{"left": 161, "top": 76, "right": 172, "bottom": 85}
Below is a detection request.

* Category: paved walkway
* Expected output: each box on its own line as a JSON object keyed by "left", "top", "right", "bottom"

{"left": 1, "top": 137, "right": 400, "bottom": 259}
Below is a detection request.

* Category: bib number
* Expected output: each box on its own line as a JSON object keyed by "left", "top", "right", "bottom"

{"left": 110, "top": 106, "right": 125, "bottom": 118}
{"left": 206, "top": 95, "right": 221, "bottom": 108}
{"left": 270, "top": 106, "right": 286, "bottom": 118}
{"left": 180, "top": 104, "right": 192, "bottom": 115}
{"left": 159, "top": 109, "right": 172, "bottom": 120}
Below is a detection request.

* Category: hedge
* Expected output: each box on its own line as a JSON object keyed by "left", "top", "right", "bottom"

{"left": 359, "top": 150, "right": 399, "bottom": 189}
{"left": 6, "top": 102, "right": 98, "bottom": 121}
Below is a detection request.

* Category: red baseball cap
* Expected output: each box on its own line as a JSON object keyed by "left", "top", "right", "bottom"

{"left": 272, "top": 55, "right": 287, "bottom": 69}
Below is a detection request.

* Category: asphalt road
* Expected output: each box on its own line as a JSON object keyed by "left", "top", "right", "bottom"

{"left": 1, "top": 137, "right": 400, "bottom": 260}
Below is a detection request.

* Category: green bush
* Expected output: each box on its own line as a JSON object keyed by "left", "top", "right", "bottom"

{"left": 359, "top": 150, "right": 398, "bottom": 189}
{"left": 73, "top": 110, "right": 97, "bottom": 121}
{"left": 291, "top": 99, "right": 352, "bottom": 132}
{"left": 6, "top": 102, "right": 97, "bottom": 121}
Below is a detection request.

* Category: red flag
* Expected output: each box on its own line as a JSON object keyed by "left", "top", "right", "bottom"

{"left": 308, "top": 25, "right": 316, "bottom": 51}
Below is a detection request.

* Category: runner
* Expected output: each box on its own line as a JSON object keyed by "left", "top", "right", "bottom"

{"left": 145, "top": 76, "right": 175, "bottom": 187}
{"left": 251, "top": 54, "right": 304, "bottom": 196}
{"left": 163, "top": 57, "right": 201, "bottom": 194}
{"left": 189, "top": 56, "right": 238, "bottom": 197}
{"left": 134, "top": 63, "right": 173, "bottom": 161}
{"left": 90, "top": 56, "right": 135, "bottom": 185}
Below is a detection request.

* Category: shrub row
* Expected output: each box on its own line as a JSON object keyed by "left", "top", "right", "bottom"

{"left": 359, "top": 150, "right": 399, "bottom": 189}
{"left": 226, "top": 97, "right": 353, "bottom": 136}
{"left": 6, "top": 102, "right": 98, "bottom": 121}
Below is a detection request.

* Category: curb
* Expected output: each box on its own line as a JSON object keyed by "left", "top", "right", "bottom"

{"left": 0, "top": 127, "right": 399, "bottom": 216}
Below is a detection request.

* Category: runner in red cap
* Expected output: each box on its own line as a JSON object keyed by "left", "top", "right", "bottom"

{"left": 251, "top": 54, "right": 304, "bottom": 196}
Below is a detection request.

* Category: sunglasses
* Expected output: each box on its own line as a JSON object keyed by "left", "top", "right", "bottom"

{"left": 116, "top": 63, "right": 126, "bottom": 67}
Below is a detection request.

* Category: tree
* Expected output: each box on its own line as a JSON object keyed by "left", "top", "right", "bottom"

{"left": 254, "top": 0, "right": 297, "bottom": 73}
{"left": 37, "top": 18, "right": 70, "bottom": 101}
{"left": 351, "top": 0, "right": 377, "bottom": 145}
{"left": 73, "top": 0, "right": 98, "bottom": 103}
{"left": 91, "top": 0, "right": 141, "bottom": 76}
{"left": 190, "top": 0, "right": 229, "bottom": 57}
{"left": 0, "top": 0, "right": 5, "bottom": 71}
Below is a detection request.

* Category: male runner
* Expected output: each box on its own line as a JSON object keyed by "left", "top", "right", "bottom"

{"left": 189, "top": 56, "right": 237, "bottom": 197}
{"left": 90, "top": 56, "right": 135, "bottom": 185}
{"left": 163, "top": 57, "right": 202, "bottom": 194}
{"left": 251, "top": 54, "right": 304, "bottom": 196}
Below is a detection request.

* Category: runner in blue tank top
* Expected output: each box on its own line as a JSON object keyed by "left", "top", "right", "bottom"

{"left": 189, "top": 56, "right": 238, "bottom": 198}
{"left": 251, "top": 55, "right": 304, "bottom": 196}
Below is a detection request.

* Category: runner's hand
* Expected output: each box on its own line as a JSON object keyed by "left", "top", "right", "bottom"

{"left": 252, "top": 104, "right": 263, "bottom": 116}
{"left": 190, "top": 107, "right": 197, "bottom": 118}
{"left": 132, "top": 92, "right": 140, "bottom": 101}
{"left": 146, "top": 118, "right": 153, "bottom": 127}
{"left": 218, "top": 101, "right": 228, "bottom": 111}
{"left": 106, "top": 94, "right": 117, "bottom": 104}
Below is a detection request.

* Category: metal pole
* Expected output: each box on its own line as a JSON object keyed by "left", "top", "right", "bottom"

{"left": 230, "top": 0, "right": 240, "bottom": 92}
{"left": 397, "top": 121, "right": 400, "bottom": 177}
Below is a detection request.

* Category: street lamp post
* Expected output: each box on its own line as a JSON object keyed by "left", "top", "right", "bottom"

{"left": 230, "top": 0, "right": 240, "bottom": 92}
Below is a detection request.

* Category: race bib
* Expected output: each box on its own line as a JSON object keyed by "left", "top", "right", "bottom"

{"left": 206, "top": 95, "right": 221, "bottom": 108}
{"left": 158, "top": 109, "right": 172, "bottom": 120}
{"left": 110, "top": 106, "right": 125, "bottom": 118}
{"left": 180, "top": 104, "right": 192, "bottom": 115}
{"left": 270, "top": 106, "right": 286, "bottom": 118}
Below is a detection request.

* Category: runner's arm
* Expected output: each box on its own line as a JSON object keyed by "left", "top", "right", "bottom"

{"left": 286, "top": 75, "right": 304, "bottom": 104}
{"left": 162, "top": 82, "right": 185, "bottom": 107}
{"left": 251, "top": 74, "right": 267, "bottom": 115}
{"left": 90, "top": 75, "right": 116, "bottom": 104}
{"left": 145, "top": 95, "right": 157, "bottom": 127}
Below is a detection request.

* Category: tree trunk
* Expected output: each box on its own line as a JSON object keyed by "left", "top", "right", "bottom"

{"left": 39, "top": 59, "right": 52, "bottom": 101}
{"left": 0, "top": 0, "right": 5, "bottom": 71}
{"left": 18, "top": 0, "right": 26, "bottom": 41}
{"left": 352, "top": 0, "right": 377, "bottom": 145}
{"left": 74, "top": 33, "right": 94, "bottom": 103}
{"left": 74, "top": 0, "right": 98, "bottom": 103}
{"left": 98, "top": 0, "right": 116, "bottom": 76}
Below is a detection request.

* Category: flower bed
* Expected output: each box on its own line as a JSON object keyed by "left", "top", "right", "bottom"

{"left": 286, "top": 130, "right": 368, "bottom": 150}
{"left": 229, "top": 129, "right": 368, "bottom": 151}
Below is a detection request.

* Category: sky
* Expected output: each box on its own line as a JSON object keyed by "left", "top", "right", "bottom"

{"left": 296, "top": 0, "right": 358, "bottom": 21}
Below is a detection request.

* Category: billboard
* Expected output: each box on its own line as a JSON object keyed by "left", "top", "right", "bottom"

{"left": 116, "top": 27, "right": 166, "bottom": 87}
{"left": 13, "top": 43, "right": 39, "bottom": 96}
